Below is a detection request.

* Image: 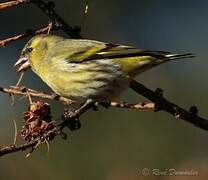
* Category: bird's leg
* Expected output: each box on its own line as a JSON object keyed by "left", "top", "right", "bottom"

{"left": 60, "top": 99, "right": 95, "bottom": 131}
{"left": 79, "top": 100, "right": 98, "bottom": 111}
{"left": 51, "top": 92, "right": 60, "bottom": 99}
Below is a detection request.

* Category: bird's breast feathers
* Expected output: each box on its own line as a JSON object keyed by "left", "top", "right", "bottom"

{"left": 39, "top": 58, "right": 130, "bottom": 101}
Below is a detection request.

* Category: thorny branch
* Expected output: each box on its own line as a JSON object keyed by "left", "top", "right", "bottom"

{"left": 29, "top": 0, "right": 82, "bottom": 38}
{"left": 0, "top": 0, "right": 82, "bottom": 48}
{"left": 0, "top": 129, "right": 58, "bottom": 158}
{"left": 0, "top": 0, "right": 27, "bottom": 11}
{"left": 0, "top": 98, "right": 154, "bottom": 157}
{"left": 0, "top": 23, "right": 54, "bottom": 47}
{"left": 0, "top": 85, "right": 155, "bottom": 110}
{"left": 130, "top": 80, "right": 208, "bottom": 131}
{"left": 0, "top": 0, "right": 208, "bottom": 157}
{"left": 0, "top": 0, "right": 82, "bottom": 40}
{"left": 0, "top": 85, "right": 75, "bottom": 105}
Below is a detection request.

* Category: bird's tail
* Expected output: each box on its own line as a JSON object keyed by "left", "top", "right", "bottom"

{"left": 163, "top": 53, "right": 195, "bottom": 60}
{"left": 151, "top": 52, "right": 195, "bottom": 67}
{"left": 120, "top": 51, "right": 195, "bottom": 76}
{"left": 137, "top": 51, "right": 195, "bottom": 61}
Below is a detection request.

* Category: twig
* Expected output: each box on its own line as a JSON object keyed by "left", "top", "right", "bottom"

{"left": 130, "top": 80, "right": 208, "bottom": 131}
{"left": 0, "top": 141, "right": 37, "bottom": 156}
{"left": 0, "top": 0, "right": 28, "bottom": 11}
{"left": 0, "top": 85, "right": 156, "bottom": 111}
{"left": 1, "top": 79, "right": 208, "bottom": 157}
{"left": 12, "top": 120, "right": 17, "bottom": 145}
{"left": 0, "top": 0, "right": 82, "bottom": 47}
{"left": 0, "top": 127, "right": 60, "bottom": 157}
{"left": 0, "top": 0, "right": 81, "bottom": 39}
{"left": 0, "top": 86, "right": 75, "bottom": 105}
{"left": 0, "top": 23, "right": 55, "bottom": 47}
{"left": 28, "top": 0, "right": 82, "bottom": 38}
{"left": 26, "top": 89, "right": 33, "bottom": 105}
{"left": 109, "top": 101, "right": 155, "bottom": 110}
{"left": 0, "top": 100, "right": 95, "bottom": 157}
{"left": 15, "top": 72, "right": 24, "bottom": 86}
{"left": 1, "top": 80, "right": 207, "bottom": 157}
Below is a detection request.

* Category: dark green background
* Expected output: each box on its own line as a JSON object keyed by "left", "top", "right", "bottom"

{"left": 0, "top": 0, "right": 208, "bottom": 179}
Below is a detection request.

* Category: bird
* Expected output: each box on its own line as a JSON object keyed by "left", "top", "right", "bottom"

{"left": 15, "top": 34, "right": 194, "bottom": 103}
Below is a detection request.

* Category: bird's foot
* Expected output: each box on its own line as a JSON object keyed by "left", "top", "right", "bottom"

{"left": 61, "top": 109, "right": 81, "bottom": 131}
{"left": 61, "top": 99, "right": 95, "bottom": 131}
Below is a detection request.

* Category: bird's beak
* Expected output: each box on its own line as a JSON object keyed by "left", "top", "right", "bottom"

{"left": 14, "top": 57, "right": 30, "bottom": 72}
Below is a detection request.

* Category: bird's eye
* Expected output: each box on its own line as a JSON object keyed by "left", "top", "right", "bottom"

{"left": 27, "top": 47, "right": 33, "bottom": 53}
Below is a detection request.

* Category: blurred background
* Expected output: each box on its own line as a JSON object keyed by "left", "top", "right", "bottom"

{"left": 0, "top": 0, "right": 208, "bottom": 179}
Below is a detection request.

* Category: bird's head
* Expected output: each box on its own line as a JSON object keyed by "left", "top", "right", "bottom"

{"left": 15, "top": 34, "right": 63, "bottom": 72}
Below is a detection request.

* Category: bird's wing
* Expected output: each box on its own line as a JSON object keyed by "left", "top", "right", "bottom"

{"left": 48, "top": 39, "right": 106, "bottom": 63}
{"left": 48, "top": 39, "right": 162, "bottom": 63}
{"left": 47, "top": 39, "right": 194, "bottom": 76}
{"left": 48, "top": 39, "right": 193, "bottom": 64}
{"left": 65, "top": 40, "right": 157, "bottom": 63}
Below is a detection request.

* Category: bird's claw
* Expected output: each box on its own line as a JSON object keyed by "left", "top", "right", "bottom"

{"left": 61, "top": 109, "right": 81, "bottom": 131}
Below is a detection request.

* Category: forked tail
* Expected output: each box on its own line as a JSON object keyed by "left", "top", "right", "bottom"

{"left": 164, "top": 53, "right": 195, "bottom": 60}
{"left": 123, "top": 51, "right": 195, "bottom": 76}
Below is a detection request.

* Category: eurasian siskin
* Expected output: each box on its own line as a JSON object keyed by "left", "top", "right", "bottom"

{"left": 15, "top": 34, "right": 194, "bottom": 102}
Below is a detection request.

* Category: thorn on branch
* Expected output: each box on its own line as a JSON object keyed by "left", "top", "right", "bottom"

{"left": 173, "top": 106, "right": 181, "bottom": 118}
{"left": 155, "top": 88, "right": 164, "bottom": 97}
{"left": 189, "top": 106, "right": 198, "bottom": 115}
{"left": 12, "top": 119, "right": 18, "bottom": 145}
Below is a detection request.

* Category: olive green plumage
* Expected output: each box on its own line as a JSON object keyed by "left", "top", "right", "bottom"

{"left": 15, "top": 34, "right": 194, "bottom": 102}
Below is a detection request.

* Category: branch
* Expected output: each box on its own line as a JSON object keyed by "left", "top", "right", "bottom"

{"left": 0, "top": 140, "right": 37, "bottom": 156}
{"left": 4, "top": 82, "right": 206, "bottom": 134}
{"left": 28, "top": 0, "right": 82, "bottom": 38}
{"left": 0, "top": 85, "right": 75, "bottom": 105}
{"left": 0, "top": 127, "right": 62, "bottom": 157}
{"left": 0, "top": 0, "right": 82, "bottom": 48}
{"left": 0, "top": 100, "right": 95, "bottom": 157}
{"left": 0, "top": 0, "right": 82, "bottom": 38}
{"left": 0, "top": 85, "right": 155, "bottom": 111}
{"left": 0, "top": 99, "right": 153, "bottom": 157}
{"left": 0, "top": 23, "right": 54, "bottom": 47}
{"left": 109, "top": 101, "right": 155, "bottom": 110}
{"left": 0, "top": 0, "right": 27, "bottom": 11}
{"left": 130, "top": 80, "right": 208, "bottom": 131}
